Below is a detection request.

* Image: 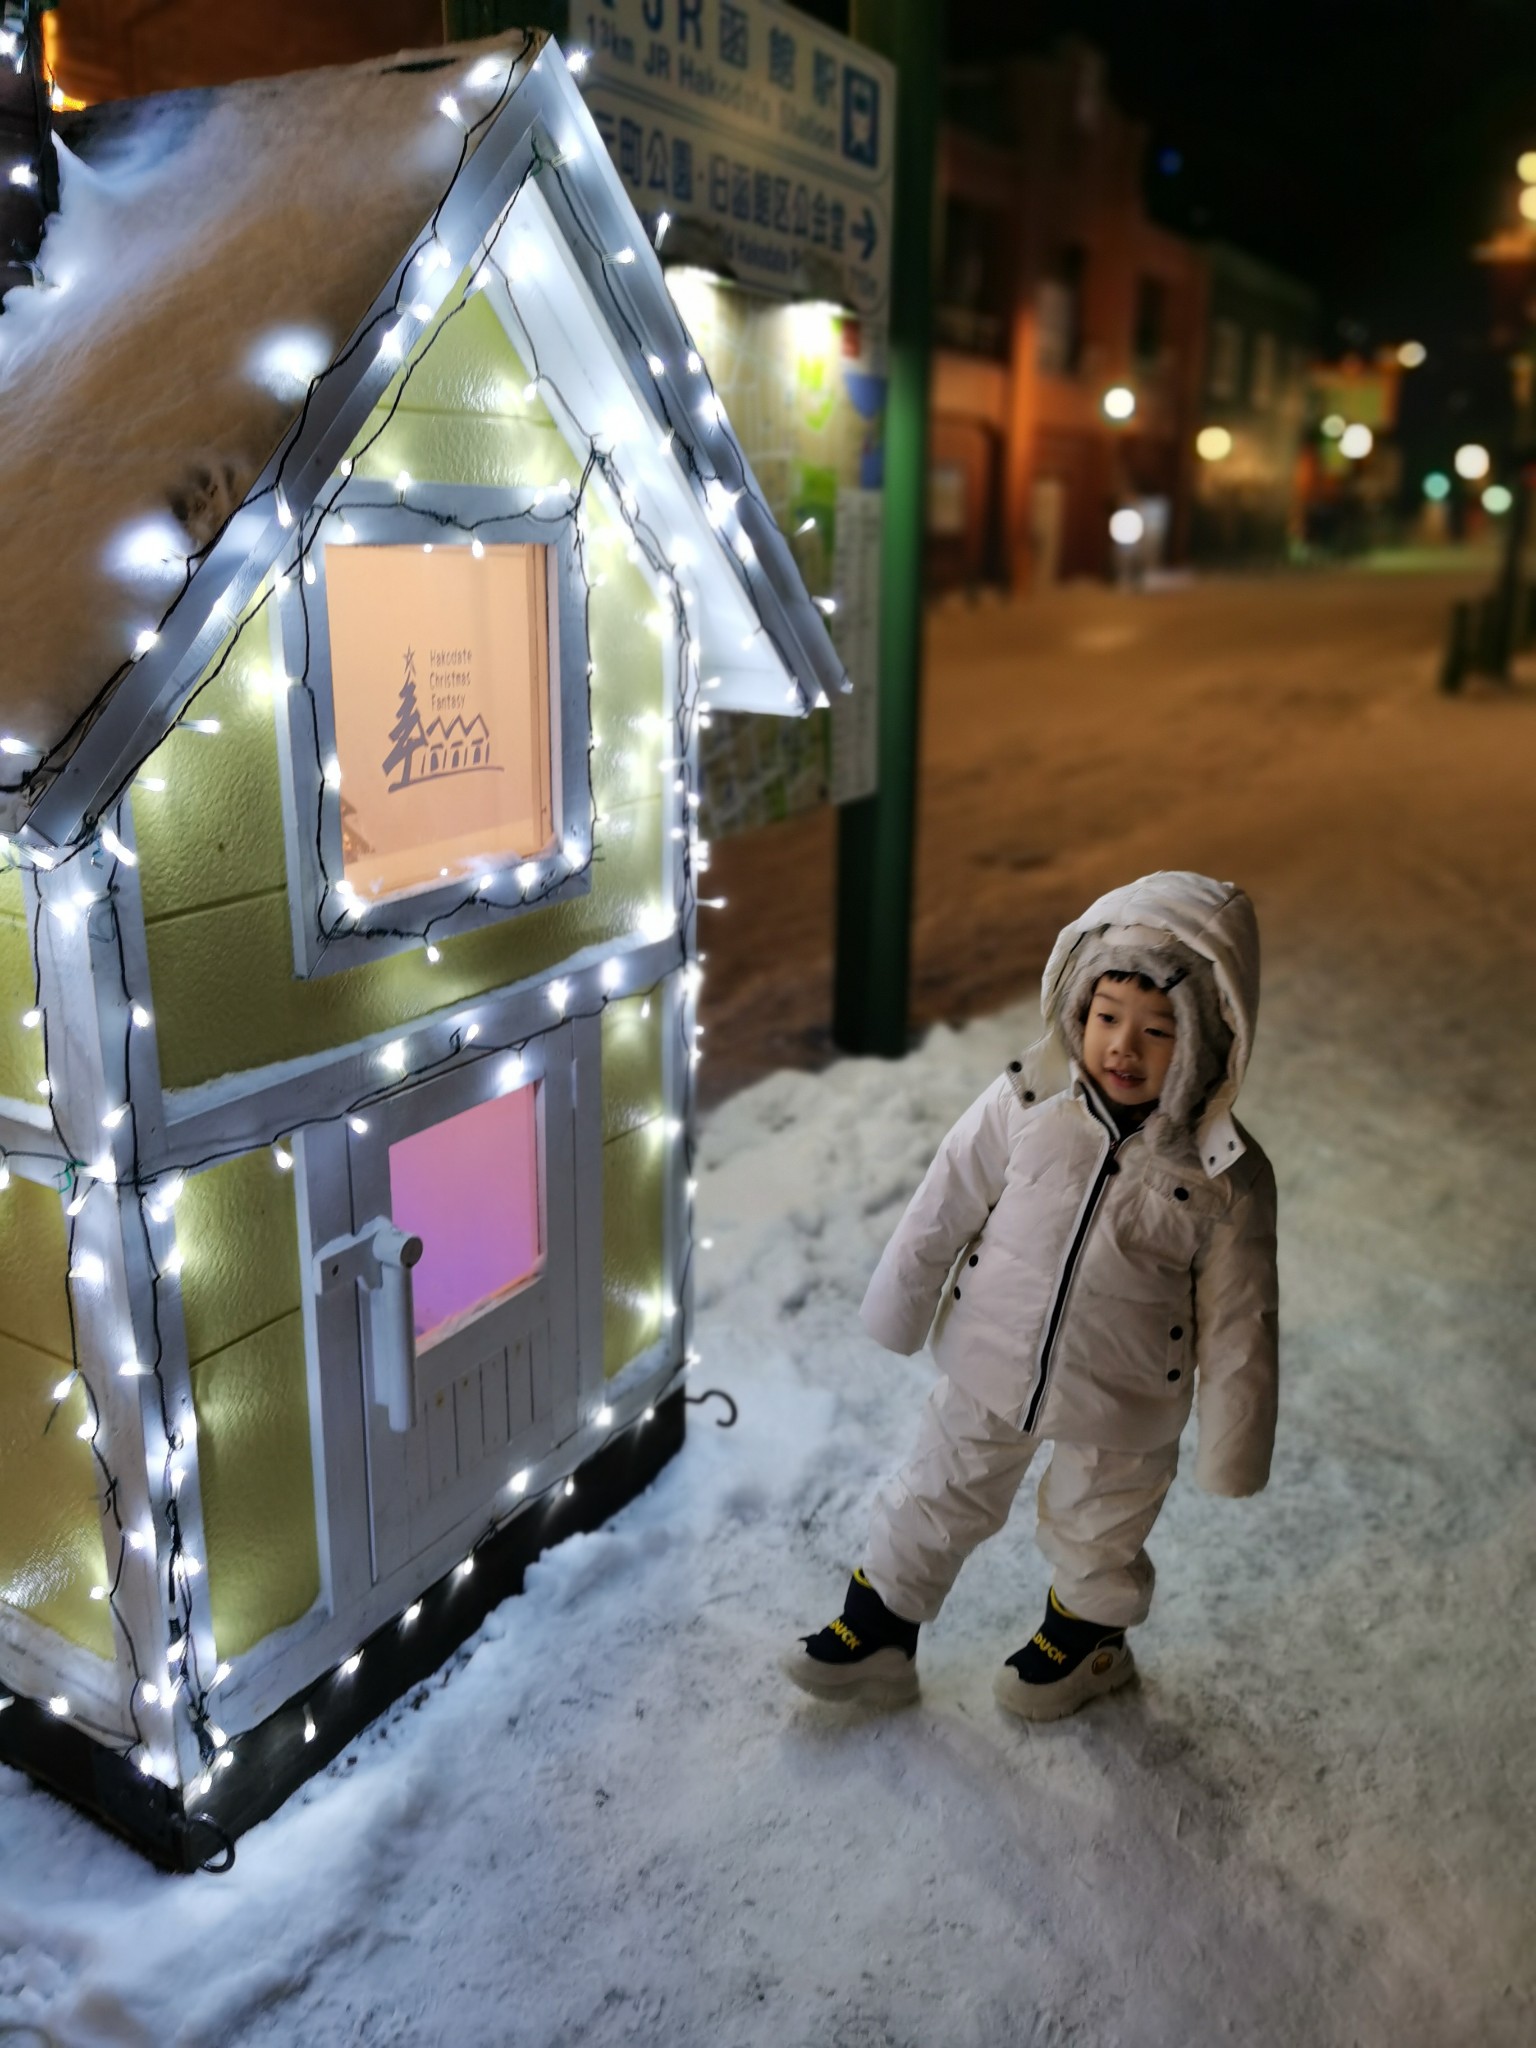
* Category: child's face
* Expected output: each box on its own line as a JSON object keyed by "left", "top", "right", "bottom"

{"left": 1081, "top": 976, "right": 1177, "bottom": 1106}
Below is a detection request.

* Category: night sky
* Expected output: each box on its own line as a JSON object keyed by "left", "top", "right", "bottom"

{"left": 802, "top": 0, "right": 1536, "bottom": 350}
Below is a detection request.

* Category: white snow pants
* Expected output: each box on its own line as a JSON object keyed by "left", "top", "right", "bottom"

{"left": 863, "top": 1375, "right": 1180, "bottom": 1631}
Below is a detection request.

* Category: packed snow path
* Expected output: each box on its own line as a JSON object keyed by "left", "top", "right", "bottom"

{"left": 3, "top": 562, "right": 1534, "bottom": 2046}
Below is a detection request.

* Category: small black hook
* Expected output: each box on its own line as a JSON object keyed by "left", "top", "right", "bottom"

{"left": 186, "top": 1811, "right": 237, "bottom": 1874}
{"left": 684, "top": 1387, "right": 738, "bottom": 1428}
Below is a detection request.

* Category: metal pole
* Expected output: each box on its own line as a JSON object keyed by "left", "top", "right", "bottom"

{"left": 834, "top": 0, "right": 941, "bottom": 1058}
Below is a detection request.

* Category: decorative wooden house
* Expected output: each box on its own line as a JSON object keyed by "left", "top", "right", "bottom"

{"left": 0, "top": 31, "right": 847, "bottom": 1868}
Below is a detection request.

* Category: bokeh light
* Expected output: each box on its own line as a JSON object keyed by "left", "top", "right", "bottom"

{"left": 1109, "top": 508, "right": 1145, "bottom": 545}
{"left": 1196, "top": 425, "right": 1233, "bottom": 461}
{"left": 1520, "top": 150, "right": 1536, "bottom": 182}
{"left": 1454, "top": 443, "right": 1491, "bottom": 480}
{"left": 1321, "top": 414, "right": 1346, "bottom": 439}
{"left": 1102, "top": 386, "right": 1137, "bottom": 421}
{"left": 1339, "top": 424, "right": 1374, "bottom": 460}
{"left": 1396, "top": 341, "right": 1427, "bottom": 369}
{"left": 1482, "top": 483, "right": 1514, "bottom": 514}
{"left": 1520, "top": 187, "right": 1536, "bottom": 223}
{"left": 1423, "top": 472, "right": 1451, "bottom": 501}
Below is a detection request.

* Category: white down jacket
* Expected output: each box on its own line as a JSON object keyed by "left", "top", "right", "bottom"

{"left": 861, "top": 873, "right": 1279, "bottom": 1497}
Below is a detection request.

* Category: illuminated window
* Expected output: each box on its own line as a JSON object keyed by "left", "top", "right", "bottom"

{"left": 387, "top": 1084, "right": 543, "bottom": 1348}
{"left": 323, "top": 543, "right": 555, "bottom": 903}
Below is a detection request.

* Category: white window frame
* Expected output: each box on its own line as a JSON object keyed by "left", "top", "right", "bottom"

{"left": 273, "top": 485, "right": 593, "bottom": 979}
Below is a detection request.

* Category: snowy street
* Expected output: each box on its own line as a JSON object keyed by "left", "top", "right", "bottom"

{"left": 3, "top": 559, "right": 1535, "bottom": 2046}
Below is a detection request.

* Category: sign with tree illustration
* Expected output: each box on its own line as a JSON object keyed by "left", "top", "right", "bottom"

{"left": 323, "top": 543, "right": 555, "bottom": 900}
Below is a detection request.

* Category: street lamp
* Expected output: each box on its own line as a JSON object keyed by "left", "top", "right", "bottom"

{"left": 1102, "top": 386, "right": 1136, "bottom": 422}
{"left": 1454, "top": 442, "right": 1491, "bottom": 480}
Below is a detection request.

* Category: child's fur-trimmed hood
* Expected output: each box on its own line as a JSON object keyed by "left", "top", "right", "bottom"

{"left": 1018, "top": 872, "right": 1262, "bottom": 1181}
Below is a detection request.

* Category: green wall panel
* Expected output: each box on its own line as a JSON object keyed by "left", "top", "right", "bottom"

{"left": 600, "top": 993, "right": 665, "bottom": 1143}
{"left": 382, "top": 288, "right": 541, "bottom": 420}
{"left": 148, "top": 793, "right": 662, "bottom": 1087}
{"left": 0, "top": 871, "right": 43, "bottom": 1105}
{"left": 351, "top": 410, "right": 577, "bottom": 496}
{"left": 134, "top": 639, "right": 288, "bottom": 924}
{"left": 178, "top": 1151, "right": 303, "bottom": 1366}
{"left": 0, "top": 1332, "right": 113, "bottom": 1659}
{"left": 0, "top": 1171, "right": 73, "bottom": 1360}
{"left": 602, "top": 1119, "right": 666, "bottom": 1377}
{"left": 189, "top": 1313, "right": 320, "bottom": 1661}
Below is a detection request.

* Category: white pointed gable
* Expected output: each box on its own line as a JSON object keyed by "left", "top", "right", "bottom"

{"left": 1, "top": 31, "right": 849, "bottom": 853}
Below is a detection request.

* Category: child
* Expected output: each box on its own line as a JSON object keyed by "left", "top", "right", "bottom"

{"left": 783, "top": 871, "right": 1279, "bottom": 1721}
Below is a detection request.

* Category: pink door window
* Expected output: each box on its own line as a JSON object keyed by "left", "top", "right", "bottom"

{"left": 388, "top": 1087, "right": 543, "bottom": 1346}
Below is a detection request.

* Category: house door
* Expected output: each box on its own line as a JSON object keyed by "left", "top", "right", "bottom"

{"left": 307, "top": 1024, "right": 587, "bottom": 1587}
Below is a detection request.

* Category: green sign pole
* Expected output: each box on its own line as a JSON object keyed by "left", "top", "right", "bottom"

{"left": 834, "top": 0, "right": 940, "bottom": 1058}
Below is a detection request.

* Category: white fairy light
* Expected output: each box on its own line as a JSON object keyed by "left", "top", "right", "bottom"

{"left": 120, "top": 1357, "right": 146, "bottom": 1378}
{"left": 304, "top": 1713, "right": 317, "bottom": 1742}
{"left": 52, "top": 1375, "right": 76, "bottom": 1402}
{"left": 403, "top": 1602, "right": 423, "bottom": 1624}
{"left": 700, "top": 394, "right": 726, "bottom": 426}
{"left": 8, "top": 162, "right": 36, "bottom": 189}
{"left": 275, "top": 485, "right": 294, "bottom": 528}
{"left": 340, "top": 1652, "right": 362, "bottom": 1678}
{"left": 655, "top": 211, "right": 671, "bottom": 247}
{"left": 439, "top": 93, "right": 463, "bottom": 124}
{"left": 65, "top": 1186, "right": 88, "bottom": 1217}
{"left": 303, "top": 557, "right": 317, "bottom": 586}
{"left": 348, "top": 1116, "right": 369, "bottom": 1136}
{"left": 48, "top": 1695, "right": 69, "bottom": 1718}
{"left": 686, "top": 350, "right": 702, "bottom": 374}
{"left": 323, "top": 756, "right": 342, "bottom": 790}
{"left": 516, "top": 860, "right": 539, "bottom": 890}
{"left": 566, "top": 47, "right": 589, "bottom": 73}
{"left": 500, "top": 1053, "right": 525, "bottom": 1092}
{"left": 182, "top": 718, "right": 221, "bottom": 736}
{"left": 131, "top": 1003, "right": 152, "bottom": 1028}
{"left": 425, "top": 944, "right": 442, "bottom": 965}
{"left": 471, "top": 536, "right": 485, "bottom": 559}
{"left": 163, "top": 1242, "right": 185, "bottom": 1278}
{"left": 0, "top": 734, "right": 31, "bottom": 755}
{"left": 643, "top": 1406, "right": 656, "bottom": 1422}
{"left": 812, "top": 595, "right": 838, "bottom": 615}
{"left": 596, "top": 1405, "right": 614, "bottom": 1427}
{"left": 101, "top": 1104, "right": 128, "bottom": 1130}
{"left": 469, "top": 55, "right": 506, "bottom": 87}
{"left": 272, "top": 1143, "right": 294, "bottom": 1171}
{"left": 601, "top": 959, "right": 623, "bottom": 991}
{"left": 796, "top": 516, "right": 818, "bottom": 534}
{"left": 381, "top": 1040, "right": 408, "bottom": 1075}
{"left": 548, "top": 979, "right": 569, "bottom": 1014}
{"left": 137, "top": 775, "right": 167, "bottom": 793}
{"left": 396, "top": 470, "right": 412, "bottom": 497}
{"left": 70, "top": 1252, "right": 105, "bottom": 1287}
{"left": 647, "top": 353, "right": 665, "bottom": 376}
{"left": 456, "top": 1557, "right": 475, "bottom": 1580}
{"left": 564, "top": 1477, "right": 576, "bottom": 1498}
{"left": 21, "top": 1007, "right": 40, "bottom": 1028}
{"left": 76, "top": 1417, "right": 97, "bottom": 1442}
{"left": 0, "top": 1164, "right": 10, "bottom": 1193}
{"left": 133, "top": 629, "right": 159, "bottom": 658}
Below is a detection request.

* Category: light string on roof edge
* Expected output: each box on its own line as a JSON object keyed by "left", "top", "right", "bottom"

{"left": 0, "top": 36, "right": 755, "bottom": 1806}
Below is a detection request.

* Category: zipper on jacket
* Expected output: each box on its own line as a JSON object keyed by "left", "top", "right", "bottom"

{"left": 1021, "top": 1085, "right": 1132, "bottom": 1434}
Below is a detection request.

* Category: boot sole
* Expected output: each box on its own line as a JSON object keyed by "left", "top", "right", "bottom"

{"left": 992, "top": 1644, "right": 1135, "bottom": 1723}
{"left": 780, "top": 1645, "right": 920, "bottom": 1706}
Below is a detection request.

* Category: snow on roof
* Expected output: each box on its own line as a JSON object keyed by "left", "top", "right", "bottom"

{"left": 0, "top": 34, "right": 531, "bottom": 764}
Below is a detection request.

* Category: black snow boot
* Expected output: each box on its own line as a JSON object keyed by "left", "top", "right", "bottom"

{"left": 781, "top": 1568, "right": 920, "bottom": 1704}
{"left": 993, "top": 1587, "right": 1134, "bottom": 1722}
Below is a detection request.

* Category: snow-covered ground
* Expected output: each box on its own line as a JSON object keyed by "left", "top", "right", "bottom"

{"left": 3, "top": 570, "right": 1535, "bottom": 2046}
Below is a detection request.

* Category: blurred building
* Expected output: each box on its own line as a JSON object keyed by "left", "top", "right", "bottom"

{"left": 1188, "top": 244, "right": 1317, "bottom": 565}
{"left": 927, "top": 42, "right": 1208, "bottom": 592}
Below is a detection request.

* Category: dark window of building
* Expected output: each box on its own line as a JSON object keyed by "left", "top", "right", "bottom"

{"left": 1038, "top": 244, "right": 1086, "bottom": 376}
{"left": 936, "top": 197, "right": 1013, "bottom": 358}
{"left": 1134, "top": 277, "right": 1167, "bottom": 365}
